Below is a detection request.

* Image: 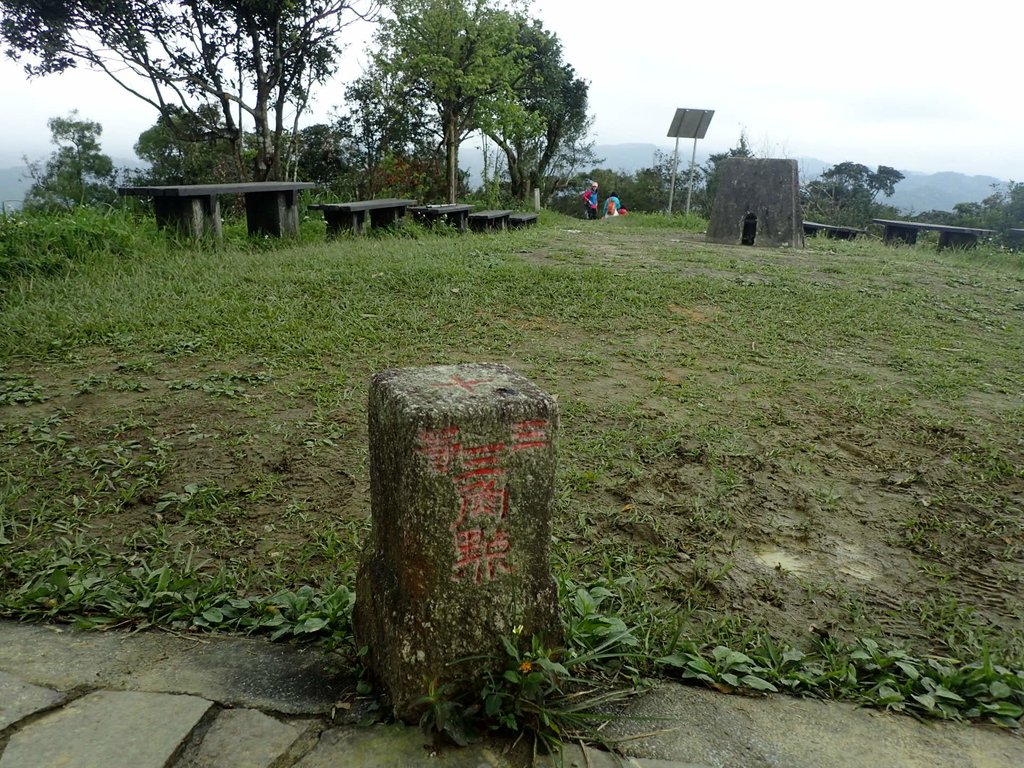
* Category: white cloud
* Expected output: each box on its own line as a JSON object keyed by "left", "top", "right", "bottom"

{"left": 2, "top": 0, "right": 1021, "bottom": 179}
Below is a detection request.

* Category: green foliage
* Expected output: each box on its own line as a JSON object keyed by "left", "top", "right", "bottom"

{"left": 23, "top": 111, "right": 117, "bottom": 211}
{"left": 0, "top": 1, "right": 372, "bottom": 181}
{"left": 131, "top": 106, "right": 240, "bottom": 185}
{"left": 659, "top": 645, "right": 780, "bottom": 693}
{"left": 620, "top": 211, "right": 707, "bottom": 230}
{"left": 1, "top": 534, "right": 355, "bottom": 643}
{"left": 483, "top": 18, "right": 591, "bottom": 202}
{"left": 803, "top": 161, "right": 905, "bottom": 227}
{"left": 0, "top": 207, "right": 156, "bottom": 283}
{"left": 416, "top": 677, "right": 481, "bottom": 746}
{"left": 417, "top": 579, "right": 647, "bottom": 751}
{"left": 329, "top": 67, "right": 449, "bottom": 200}
{"left": 290, "top": 123, "right": 359, "bottom": 197}
{"left": 938, "top": 181, "right": 1024, "bottom": 240}
{"left": 373, "top": 0, "right": 527, "bottom": 202}
{"left": 0, "top": 372, "right": 46, "bottom": 405}
{"left": 660, "top": 637, "right": 1024, "bottom": 728}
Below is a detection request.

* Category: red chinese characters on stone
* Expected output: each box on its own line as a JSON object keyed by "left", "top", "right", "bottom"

{"left": 415, "top": 420, "right": 550, "bottom": 583}
{"left": 511, "top": 419, "right": 548, "bottom": 451}
{"left": 452, "top": 528, "right": 511, "bottom": 582}
{"left": 455, "top": 477, "right": 508, "bottom": 526}
{"left": 415, "top": 426, "right": 461, "bottom": 474}
{"left": 432, "top": 375, "right": 493, "bottom": 393}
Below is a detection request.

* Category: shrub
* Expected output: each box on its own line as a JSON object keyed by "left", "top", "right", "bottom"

{"left": 0, "top": 207, "right": 155, "bottom": 282}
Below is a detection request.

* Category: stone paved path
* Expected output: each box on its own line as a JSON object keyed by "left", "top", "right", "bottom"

{"left": 0, "top": 621, "right": 1020, "bottom": 767}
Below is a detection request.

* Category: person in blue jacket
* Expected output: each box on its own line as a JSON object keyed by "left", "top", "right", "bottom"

{"left": 603, "top": 191, "right": 621, "bottom": 218}
{"left": 581, "top": 180, "right": 599, "bottom": 219}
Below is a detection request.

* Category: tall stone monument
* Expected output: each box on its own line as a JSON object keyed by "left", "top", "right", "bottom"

{"left": 355, "top": 363, "right": 562, "bottom": 721}
{"left": 706, "top": 158, "right": 804, "bottom": 248}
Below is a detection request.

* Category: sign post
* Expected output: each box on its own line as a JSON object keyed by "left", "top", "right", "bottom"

{"left": 666, "top": 108, "right": 714, "bottom": 215}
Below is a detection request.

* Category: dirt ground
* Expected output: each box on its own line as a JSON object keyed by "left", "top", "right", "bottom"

{"left": 2, "top": 229, "right": 1022, "bottom": 664}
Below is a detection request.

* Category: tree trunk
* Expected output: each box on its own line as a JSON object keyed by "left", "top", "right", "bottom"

{"left": 491, "top": 136, "right": 525, "bottom": 201}
{"left": 445, "top": 111, "right": 459, "bottom": 204}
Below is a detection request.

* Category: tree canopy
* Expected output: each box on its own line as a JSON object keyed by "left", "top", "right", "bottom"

{"left": 482, "top": 18, "right": 591, "bottom": 201}
{"left": 371, "top": 0, "right": 527, "bottom": 203}
{"left": 803, "top": 162, "right": 905, "bottom": 226}
{"left": 132, "top": 106, "right": 238, "bottom": 186}
{"left": 0, "top": 0, "right": 379, "bottom": 181}
{"left": 24, "top": 112, "right": 117, "bottom": 211}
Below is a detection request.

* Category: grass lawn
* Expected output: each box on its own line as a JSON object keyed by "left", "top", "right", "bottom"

{"left": 1, "top": 209, "right": 1022, "bottom": 727}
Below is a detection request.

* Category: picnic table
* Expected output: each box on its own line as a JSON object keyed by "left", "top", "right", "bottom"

{"left": 872, "top": 218, "right": 995, "bottom": 249}
{"left": 803, "top": 221, "right": 865, "bottom": 240}
{"left": 308, "top": 199, "right": 416, "bottom": 236}
{"left": 408, "top": 204, "right": 474, "bottom": 233}
{"left": 468, "top": 209, "right": 513, "bottom": 232}
{"left": 118, "top": 182, "right": 316, "bottom": 239}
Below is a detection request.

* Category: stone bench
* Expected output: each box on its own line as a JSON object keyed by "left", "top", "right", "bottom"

{"left": 308, "top": 199, "right": 416, "bottom": 237}
{"left": 408, "top": 204, "right": 474, "bottom": 233}
{"left": 468, "top": 209, "right": 513, "bottom": 232}
{"left": 872, "top": 218, "right": 995, "bottom": 249}
{"left": 803, "top": 221, "right": 865, "bottom": 240}
{"left": 118, "top": 182, "right": 316, "bottom": 239}
{"left": 508, "top": 212, "right": 539, "bottom": 229}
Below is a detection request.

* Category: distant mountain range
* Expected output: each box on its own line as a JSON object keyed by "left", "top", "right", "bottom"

{"left": 0, "top": 144, "right": 1006, "bottom": 215}
{"left": 577, "top": 144, "right": 1004, "bottom": 214}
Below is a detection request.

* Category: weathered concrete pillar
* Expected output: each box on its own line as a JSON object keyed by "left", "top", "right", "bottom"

{"left": 153, "top": 196, "right": 222, "bottom": 239}
{"left": 244, "top": 189, "right": 301, "bottom": 237}
{"left": 706, "top": 158, "right": 804, "bottom": 248}
{"left": 355, "top": 363, "right": 562, "bottom": 721}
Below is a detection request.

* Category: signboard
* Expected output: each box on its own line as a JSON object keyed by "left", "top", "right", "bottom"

{"left": 666, "top": 108, "right": 715, "bottom": 214}
{"left": 667, "top": 108, "right": 715, "bottom": 139}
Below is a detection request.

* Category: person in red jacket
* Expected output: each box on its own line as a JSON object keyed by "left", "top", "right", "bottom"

{"left": 581, "top": 181, "right": 599, "bottom": 219}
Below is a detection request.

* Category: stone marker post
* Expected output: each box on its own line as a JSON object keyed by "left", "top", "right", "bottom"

{"left": 355, "top": 363, "right": 562, "bottom": 721}
{"left": 706, "top": 158, "right": 804, "bottom": 248}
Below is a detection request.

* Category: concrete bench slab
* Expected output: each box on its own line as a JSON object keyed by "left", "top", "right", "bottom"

{"left": 468, "top": 209, "right": 513, "bottom": 232}
{"left": 309, "top": 199, "right": 416, "bottom": 236}
{"left": 119, "top": 182, "right": 316, "bottom": 239}
{"left": 508, "top": 213, "right": 539, "bottom": 228}
{"left": 872, "top": 218, "right": 995, "bottom": 249}
{"left": 803, "top": 221, "right": 865, "bottom": 240}
{"left": 408, "top": 204, "right": 474, "bottom": 232}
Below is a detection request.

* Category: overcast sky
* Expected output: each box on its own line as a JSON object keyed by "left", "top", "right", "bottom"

{"left": 1, "top": 0, "right": 1020, "bottom": 179}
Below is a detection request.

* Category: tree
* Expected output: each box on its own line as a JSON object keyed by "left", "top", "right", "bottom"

{"left": 483, "top": 19, "right": 590, "bottom": 202}
{"left": 803, "top": 162, "right": 905, "bottom": 226}
{"left": 940, "top": 181, "right": 1024, "bottom": 234}
{"left": 132, "top": 106, "right": 238, "bottom": 186}
{"left": 333, "top": 65, "right": 444, "bottom": 199}
{"left": 1, "top": 0, "right": 379, "bottom": 181}
{"left": 371, "top": 0, "right": 524, "bottom": 203}
{"left": 24, "top": 111, "right": 117, "bottom": 211}
{"left": 288, "top": 123, "right": 355, "bottom": 193}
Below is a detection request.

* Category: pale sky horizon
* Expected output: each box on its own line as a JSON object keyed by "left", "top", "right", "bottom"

{"left": 1, "top": 0, "right": 1020, "bottom": 180}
